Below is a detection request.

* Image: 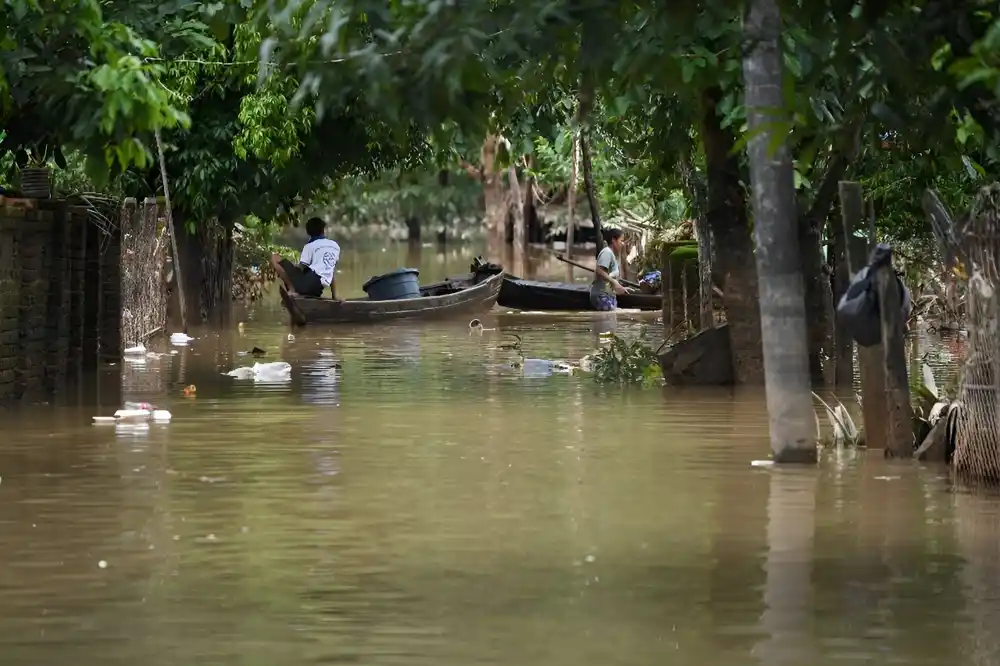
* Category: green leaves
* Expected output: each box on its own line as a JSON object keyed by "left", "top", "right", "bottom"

{"left": 0, "top": 0, "right": 206, "bottom": 177}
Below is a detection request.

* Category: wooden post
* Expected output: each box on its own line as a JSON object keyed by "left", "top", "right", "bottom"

{"left": 682, "top": 262, "right": 690, "bottom": 331}
{"left": 839, "top": 182, "right": 888, "bottom": 449}
{"left": 874, "top": 246, "right": 914, "bottom": 458}
{"left": 696, "top": 217, "right": 714, "bottom": 330}
{"left": 832, "top": 206, "right": 853, "bottom": 387}
{"left": 662, "top": 248, "right": 674, "bottom": 331}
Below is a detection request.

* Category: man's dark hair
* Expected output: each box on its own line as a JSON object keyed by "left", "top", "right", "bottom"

{"left": 604, "top": 228, "right": 623, "bottom": 243}
{"left": 305, "top": 217, "right": 325, "bottom": 237}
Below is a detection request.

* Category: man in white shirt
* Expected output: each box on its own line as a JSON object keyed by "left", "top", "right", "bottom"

{"left": 271, "top": 217, "right": 341, "bottom": 299}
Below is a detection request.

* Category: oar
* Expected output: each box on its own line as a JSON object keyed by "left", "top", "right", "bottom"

{"left": 550, "top": 252, "right": 643, "bottom": 289}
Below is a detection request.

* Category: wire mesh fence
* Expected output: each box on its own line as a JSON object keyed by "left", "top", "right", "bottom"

{"left": 120, "top": 197, "right": 167, "bottom": 349}
{"left": 953, "top": 185, "right": 1000, "bottom": 485}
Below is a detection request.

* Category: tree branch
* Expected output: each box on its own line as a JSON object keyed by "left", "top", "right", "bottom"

{"left": 459, "top": 160, "right": 482, "bottom": 181}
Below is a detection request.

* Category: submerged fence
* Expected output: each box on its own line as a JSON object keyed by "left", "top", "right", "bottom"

{"left": 120, "top": 197, "right": 167, "bottom": 349}
{"left": 953, "top": 185, "right": 1000, "bottom": 484}
{"left": 119, "top": 197, "right": 168, "bottom": 400}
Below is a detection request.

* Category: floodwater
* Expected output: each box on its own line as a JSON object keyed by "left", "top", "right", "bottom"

{"left": 0, "top": 242, "right": 997, "bottom": 666}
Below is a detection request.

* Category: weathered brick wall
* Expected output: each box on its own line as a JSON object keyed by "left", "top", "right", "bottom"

{"left": 45, "top": 202, "right": 71, "bottom": 393}
{"left": 0, "top": 216, "right": 18, "bottom": 401}
{"left": 66, "top": 207, "right": 88, "bottom": 386}
{"left": 0, "top": 198, "right": 123, "bottom": 405}
{"left": 16, "top": 207, "right": 53, "bottom": 401}
{"left": 81, "top": 209, "right": 102, "bottom": 373}
{"left": 99, "top": 221, "right": 122, "bottom": 361}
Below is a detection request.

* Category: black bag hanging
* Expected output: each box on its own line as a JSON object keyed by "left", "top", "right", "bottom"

{"left": 836, "top": 243, "right": 912, "bottom": 347}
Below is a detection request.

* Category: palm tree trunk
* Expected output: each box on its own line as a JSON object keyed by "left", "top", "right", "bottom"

{"left": 743, "top": 0, "right": 816, "bottom": 462}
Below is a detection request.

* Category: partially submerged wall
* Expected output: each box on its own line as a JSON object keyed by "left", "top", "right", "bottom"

{"left": 0, "top": 198, "right": 122, "bottom": 404}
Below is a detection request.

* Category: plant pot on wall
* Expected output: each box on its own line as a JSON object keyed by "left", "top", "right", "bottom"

{"left": 19, "top": 166, "right": 52, "bottom": 199}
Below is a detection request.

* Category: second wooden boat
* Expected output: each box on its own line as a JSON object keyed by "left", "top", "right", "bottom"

{"left": 281, "top": 271, "right": 504, "bottom": 326}
{"left": 498, "top": 277, "right": 661, "bottom": 311}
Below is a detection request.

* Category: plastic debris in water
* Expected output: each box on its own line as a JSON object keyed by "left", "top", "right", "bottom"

{"left": 750, "top": 460, "right": 775, "bottom": 468}
{"left": 114, "top": 408, "right": 151, "bottom": 420}
{"left": 182, "top": 384, "right": 197, "bottom": 397}
{"left": 123, "top": 343, "right": 146, "bottom": 355}
{"left": 170, "top": 332, "right": 194, "bottom": 345}
{"left": 287, "top": 333, "right": 295, "bottom": 342}
{"left": 226, "top": 361, "right": 292, "bottom": 382}
{"left": 152, "top": 410, "right": 172, "bottom": 422}
{"left": 98, "top": 560, "right": 108, "bottom": 569}
{"left": 92, "top": 416, "right": 117, "bottom": 425}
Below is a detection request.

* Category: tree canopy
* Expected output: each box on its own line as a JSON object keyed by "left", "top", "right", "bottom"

{"left": 2, "top": 0, "right": 999, "bottom": 243}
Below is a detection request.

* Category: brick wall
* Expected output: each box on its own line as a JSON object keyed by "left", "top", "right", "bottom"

{"left": 0, "top": 198, "right": 123, "bottom": 405}
{"left": 0, "top": 215, "right": 18, "bottom": 401}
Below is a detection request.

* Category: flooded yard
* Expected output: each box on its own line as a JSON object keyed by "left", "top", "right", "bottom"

{"left": 0, "top": 243, "right": 995, "bottom": 666}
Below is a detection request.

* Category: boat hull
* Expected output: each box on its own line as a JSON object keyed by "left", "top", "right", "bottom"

{"left": 498, "top": 277, "right": 661, "bottom": 311}
{"left": 281, "top": 271, "right": 504, "bottom": 325}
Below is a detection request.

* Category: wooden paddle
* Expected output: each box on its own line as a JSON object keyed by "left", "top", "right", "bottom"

{"left": 550, "top": 252, "right": 644, "bottom": 289}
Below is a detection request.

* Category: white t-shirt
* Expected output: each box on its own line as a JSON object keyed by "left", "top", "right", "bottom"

{"left": 300, "top": 238, "right": 340, "bottom": 286}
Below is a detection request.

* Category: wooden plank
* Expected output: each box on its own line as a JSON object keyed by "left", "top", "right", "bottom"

{"left": 875, "top": 252, "right": 914, "bottom": 458}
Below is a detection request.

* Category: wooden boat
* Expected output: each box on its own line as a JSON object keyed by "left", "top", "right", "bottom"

{"left": 498, "top": 276, "right": 662, "bottom": 311}
{"left": 280, "top": 270, "right": 504, "bottom": 325}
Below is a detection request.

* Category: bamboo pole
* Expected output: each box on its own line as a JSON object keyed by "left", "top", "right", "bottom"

{"left": 549, "top": 251, "right": 642, "bottom": 288}
{"left": 154, "top": 128, "right": 188, "bottom": 334}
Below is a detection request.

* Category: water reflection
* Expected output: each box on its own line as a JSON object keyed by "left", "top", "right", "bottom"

{"left": 754, "top": 469, "right": 817, "bottom": 666}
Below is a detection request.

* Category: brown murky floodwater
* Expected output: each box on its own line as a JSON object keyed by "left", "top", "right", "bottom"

{"left": 0, "top": 243, "right": 997, "bottom": 666}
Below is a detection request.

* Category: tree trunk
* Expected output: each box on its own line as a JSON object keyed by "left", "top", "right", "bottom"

{"left": 831, "top": 208, "right": 854, "bottom": 387}
{"left": 700, "top": 86, "right": 764, "bottom": 383}
{"left": 566, "top": 133, "right": 579, "bottom": 279}
{"left": 799, "top": 155, "right": 850, "bottom": 386}
{"left": 480, "top": 135, "right": 506, "bottom": 240}
{"left": 798, "top": 221, "right": 829, "bottom": 385}
{"left": 508, "top": 164, "right": 526, "bottom": 254}
{"left": 679, "top": 157, "right": 714, "bottom": 330}
{"left": 580, "top": 130, "right": 603, "bottom": 255}
{"left": 743, "top": 0, "right": 816, "bottom": 461}
{"left": 405, "top": 216, "right": 421, "bottom": 242}
{"left": 174, "top": 216, "right": 203, "bottom": 328}
{"left": 695, "top": 217, "right": 714, "bottom": 330}
{"left": 175, "top": 217, "right": 234, "bottom": 327}
{"left": 522, "top": 159, "right": 541, "bottom": 243}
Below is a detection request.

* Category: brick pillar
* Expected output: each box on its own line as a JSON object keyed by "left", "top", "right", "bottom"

{"left": 17, "top": 208, "right": 54, "bottom": 400}
{"left": 0, "top": 211, "right": 19, "bottom": 402}
{"left": 98, "top": 223, "right": 122, "bottom": 361}
{"left": 82, "top": 216, "right": 101, "bottom": 372}
{"left": 44, "top": 203, "right": 71, "bottom": 394}
{"left": 66, "top": 208, "right": 88, "bottom": 387}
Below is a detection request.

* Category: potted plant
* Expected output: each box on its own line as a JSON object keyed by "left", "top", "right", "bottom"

{"left": 14, "top": 143, "right": 67, "bottom": 199}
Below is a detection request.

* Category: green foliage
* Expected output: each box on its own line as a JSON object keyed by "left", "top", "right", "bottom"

{"left": 0, "top": 0, "right": 197, "bottom": 176}
{"left": 233, "top": 215, "right": 297, "bottom": 303}
{"left": 591, "top": 329, "right": 663, "bottom": 386}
